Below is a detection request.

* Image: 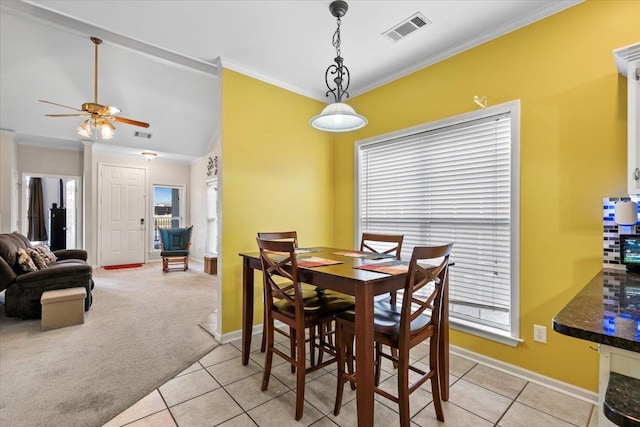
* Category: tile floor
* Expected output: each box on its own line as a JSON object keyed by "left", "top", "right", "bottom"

{"left": 103, "top": 332, "right": 598, "bottom": 427}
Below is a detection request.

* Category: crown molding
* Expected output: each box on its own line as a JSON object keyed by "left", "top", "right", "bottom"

{"left": 16, "top": 135, "right": 83, "bottom": 151}
{"left": 5, "top": 0, "right": 583, "bottom": 102}
{"left": 3, "top": 0, "right": 218, "bottom": 77}
{"left": 219, "top": 57, "right": 326, "bottom": 103}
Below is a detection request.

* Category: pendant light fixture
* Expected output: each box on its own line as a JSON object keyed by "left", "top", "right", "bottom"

{"left": 310, "top": 1, "right": 367, "bottom": 132}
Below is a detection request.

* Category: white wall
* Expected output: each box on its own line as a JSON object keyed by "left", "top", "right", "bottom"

{"left": 17, "top": 144, "right": 83, "bottom": 176}
{"left": 86, "top": 152, "right": 191, "bottom": 264}
{"left": 148, "top": 158, "right": 191, "bottom": 262}
{"left": 16, "top": 143, "right": 84, "bottom": 246}
{"left": 190, "top": 136, "right": 220, "bottom": 261}
{"left": 7, "top": 142, "right": 207, "bottom": 265}
{"left": 0, "top": 131, "right": 18, "bottom": 232}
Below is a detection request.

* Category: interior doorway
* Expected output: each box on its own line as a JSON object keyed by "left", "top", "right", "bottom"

{"left": 98, "top": 164, "right": 147, "bottom": 266}
{"left": 21, "top": 173, "right": 82, "bottom": 249}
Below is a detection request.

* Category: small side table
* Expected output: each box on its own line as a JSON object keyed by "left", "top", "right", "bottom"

{"left": 204, "top": 255, "right": 218, "bottom": 275}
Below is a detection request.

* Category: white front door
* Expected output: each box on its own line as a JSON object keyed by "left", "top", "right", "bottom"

{"left": 99, "top": 164, "right": 146, "bottom": 266}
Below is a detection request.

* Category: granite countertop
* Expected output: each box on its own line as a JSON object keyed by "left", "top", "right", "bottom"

{"left": 552, "top": 269, "right": 640, "bottom": 353}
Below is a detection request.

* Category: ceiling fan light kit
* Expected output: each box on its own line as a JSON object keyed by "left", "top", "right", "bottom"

{"left": 310, "top": 0, "right": 367, "bottom": 133}
{"left": 77, "top": 120, "right": 92, "bottom": 138}
{"left": 40, "top": 36, "right": 149, "bottom": 140}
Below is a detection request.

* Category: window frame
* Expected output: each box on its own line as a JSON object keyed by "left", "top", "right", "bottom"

{"left": 354, "top": 100, "right": 521, "bottom": 346}
{"left": 206, "top": 178, "right": 218, "bottom": 255}
{"left": 151, "top": 184, "right": 186, "bottom": 252}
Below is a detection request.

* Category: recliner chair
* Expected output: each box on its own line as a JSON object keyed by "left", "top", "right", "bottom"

{"left": 0, "top": 232, "right": 94, "bottom": 318}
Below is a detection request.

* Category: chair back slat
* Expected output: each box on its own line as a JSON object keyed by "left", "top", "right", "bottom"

{"left": 360, "top": 233, "right": 403, "bottom": 259}
{"left": 400, "top": 244, "right": 453, "bottom": 340}
{"left": 256, "top": 237, "right": 303, "bottom": 317}
{"left": 257, "top": 231, "right": 299, "bottom": 248}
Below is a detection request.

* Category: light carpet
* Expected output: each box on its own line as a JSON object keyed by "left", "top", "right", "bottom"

{"left": 0, "top": 262, "right": 218, "bottom": 427}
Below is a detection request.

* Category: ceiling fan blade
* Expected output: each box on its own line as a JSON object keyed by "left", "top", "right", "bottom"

{"left": 39, "top": 99, "right": 83, "bottom": 111}
{"left": 111, "top": 116, "right": 150, "bottom": 128}
{"left": 45, "top": 113, "right": 88, "bottom": 117}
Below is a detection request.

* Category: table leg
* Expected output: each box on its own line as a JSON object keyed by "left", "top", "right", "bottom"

{"left": 242, "top": 257, "right": 254, "bottom": 365}
{"left": 354, "top": 284, "right": 375, "bottom": 427}
{"left": 440, "top": 280, "right": 450, "bottom": 401}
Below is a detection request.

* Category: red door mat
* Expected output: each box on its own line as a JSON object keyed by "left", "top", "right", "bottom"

{"left": 103, "top": 263, "right": 143, "bottom": 270}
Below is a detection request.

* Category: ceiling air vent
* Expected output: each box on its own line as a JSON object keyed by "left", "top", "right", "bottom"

{"left": 383, "top": 12, "right": 431, "bottom": 42}
{"left": 134, "top": 131, "right": 152, "bottom": 139}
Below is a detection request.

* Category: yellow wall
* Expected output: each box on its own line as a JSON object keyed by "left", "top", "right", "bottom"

{"left": 332, "top": 0, "right": 637, "bottom": 391}
{"left": 219, "top": 69, "right": 333, "bottom": 334}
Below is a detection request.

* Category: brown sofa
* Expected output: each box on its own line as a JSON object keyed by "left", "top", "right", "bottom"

{"left": 0, "top": 232, "right": 93, "bottom": 319}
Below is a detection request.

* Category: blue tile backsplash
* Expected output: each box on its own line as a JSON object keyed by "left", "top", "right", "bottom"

{"left": 604, "top": 196, "right": 640, "bottom": 269}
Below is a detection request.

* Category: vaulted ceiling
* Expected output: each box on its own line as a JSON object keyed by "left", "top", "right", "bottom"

{"left": 0, "top": 0, "right": 581, "bottom": 162}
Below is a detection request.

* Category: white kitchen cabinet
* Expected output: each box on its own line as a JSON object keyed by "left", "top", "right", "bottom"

{"left": 614, "top": 43, "right": 640, "bottom": 195}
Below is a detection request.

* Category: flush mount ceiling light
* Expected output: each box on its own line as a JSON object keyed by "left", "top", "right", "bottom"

{"left": 310, "top": 0, "right": 367, "bottom": 133}
{"left": 141, "top": 151, "right": 157, "bottom": 161}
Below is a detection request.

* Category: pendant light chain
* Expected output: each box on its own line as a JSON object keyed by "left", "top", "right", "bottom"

{"left": 333, "top": 17, "right": 342, "bottom": 58}
{"left": 325, "top": 12, "right": 350, "bottom": 103}
{"left": 310, "top": 1, "right": 367, "bottom": 132}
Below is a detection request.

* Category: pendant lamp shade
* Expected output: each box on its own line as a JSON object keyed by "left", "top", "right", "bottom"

{"left": 310, "top": 102, "right": 367, "bottom": 132}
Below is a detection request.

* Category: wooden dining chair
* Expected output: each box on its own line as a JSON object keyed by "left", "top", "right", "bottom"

{"left": 360, "top": 232, "right": 404, "bottom": 260}
{"left": 360, "top": 232, "right": 405, "bottom": 364}
{"left": 333, "top": 243, "right": 453, "bottom": 426}
{"left": 360, "top": 232, "right": 404, "bottom": 303}
{"left": 257, "top": 237, "right": 354, "bottom": 420}
{"left": 257, "top": 231, "right": 322, "bottom": 359}
{"left": 256, "top": 231, "right": 299, "bottom": 247}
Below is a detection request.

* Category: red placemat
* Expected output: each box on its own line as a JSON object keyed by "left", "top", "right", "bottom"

{"left": 297, "top": 257, "right": 343, "bottom": 268}
{"left": 354, "top": 260, "right": 409, "bottom": 275}
{"left": 332, "top": 251, "right": 395, "bottom": 260}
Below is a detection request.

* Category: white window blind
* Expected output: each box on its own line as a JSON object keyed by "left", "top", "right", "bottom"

{"left": 206, "top": 180, "right": 218, "bottom": 254}
{"left": 357, "top": 110, "right": 515, "bottom": 333}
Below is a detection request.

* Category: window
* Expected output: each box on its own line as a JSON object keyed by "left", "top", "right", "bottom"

{"left": 206, "top": 179, "right": 218, "bottom": 254}
{"left": 356, "top": 101, "right": 520, "bottom": 345}
{"left": 152, "top": 185, "right": 184, "bottom": 250}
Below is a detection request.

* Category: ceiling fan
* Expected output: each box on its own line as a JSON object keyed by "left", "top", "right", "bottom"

{"left": 39, "top": 36, "right": 149, "bottom": 140}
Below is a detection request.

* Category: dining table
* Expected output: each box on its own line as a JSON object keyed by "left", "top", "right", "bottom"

{"left": 238, "top": 246, "right": 450, "bottom": 427}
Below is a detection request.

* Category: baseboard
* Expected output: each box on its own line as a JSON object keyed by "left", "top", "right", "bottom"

{"left": 450, "top": 344, "right": 598, "bottom": 405}
{"left": 218, "top": 324, "right": 263, "bottom": 345}
{"left": 218, "top": 325, "right": 597, "bottom": 405}
{"left": 218, "top": 320, "right": 290, "bottom": 345}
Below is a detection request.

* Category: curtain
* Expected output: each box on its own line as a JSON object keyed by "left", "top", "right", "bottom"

{"left": 27, "top": 178, "right": 47, "bottom": 242}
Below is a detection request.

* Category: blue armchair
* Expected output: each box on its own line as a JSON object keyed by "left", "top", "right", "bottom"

{"left": 159, "top": 226, "right": 193, "bottom": 272}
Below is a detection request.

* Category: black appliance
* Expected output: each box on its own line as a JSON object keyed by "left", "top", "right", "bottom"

{"left": 49, "top": 205, "right": 66, "bottom": 251}
{"left": 49, "top": 178, "right": 67, "bottom": 251}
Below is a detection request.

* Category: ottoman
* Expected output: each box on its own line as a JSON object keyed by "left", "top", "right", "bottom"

{"left": 41, "top": 287, "right": 87, "bottom": 331}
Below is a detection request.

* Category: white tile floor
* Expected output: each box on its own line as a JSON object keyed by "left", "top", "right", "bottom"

{"left": 103, "top": 332, "right": 599, "bottom": 427}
